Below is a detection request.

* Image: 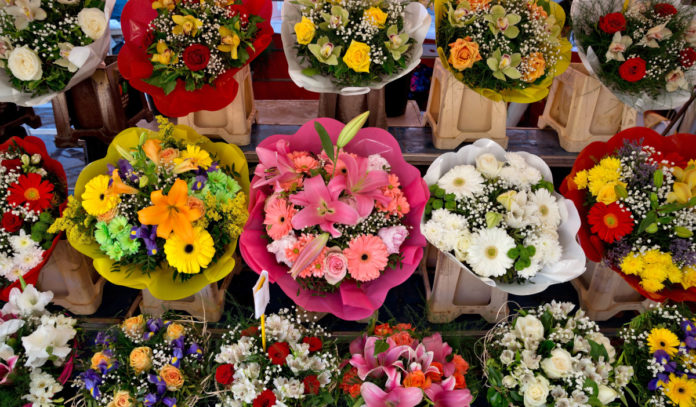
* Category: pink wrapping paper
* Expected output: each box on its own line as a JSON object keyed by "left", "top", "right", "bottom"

{"left": 240, "top": 119, "right": 429, "bottom": 320}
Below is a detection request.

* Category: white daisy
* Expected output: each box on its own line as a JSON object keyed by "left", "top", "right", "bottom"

{"left": 437, "top": 165, "right": 484, "bottom": 199}
{"left": 526, "top": 188, "right": 561, "bottom": 229}
{"left": 466, "top": 228, "right": 516, "bottom": 278}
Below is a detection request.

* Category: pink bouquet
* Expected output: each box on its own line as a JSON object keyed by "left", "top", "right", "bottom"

{"left": 240, "top": 115, "right": 428, "bottom": 320}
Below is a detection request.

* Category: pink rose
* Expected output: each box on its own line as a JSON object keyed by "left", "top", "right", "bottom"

{"left": 378, "top": 226, "right": 409, "bottom": 254}
{"left": 324, "top": 249, "right": 348, "bottom": 285}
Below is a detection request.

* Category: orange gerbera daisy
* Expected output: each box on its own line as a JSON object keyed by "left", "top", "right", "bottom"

{"left": 137, "top": 179, "right": 202, "bottom": 243}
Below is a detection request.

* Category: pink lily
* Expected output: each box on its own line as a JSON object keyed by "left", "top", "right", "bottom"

{"left": 0, "top": 355, "right": 18, "bottom": 385}
{"left": 360, "top": 381, "right": 423, "bottom": 407}
{"left": 403, "top": 343, "right": 439, "bottom": 377}
{"left": 289, "top": 175, "right": 358, "bottom": 237}
{"left": 289, "top": 233, "right": 329, "bottom": 279}
{"left": 253, "top": 140, "right": 302, "bottom": 191}
{"left": 349, "top": 336, "right": 409, "bottom": 388}
{"left": 422, "top": 333, "right": 454, "bottom": 376}
{"left": 340, "top": 153, "right": 390, "bottom": 218}
{"left": 424, "top": 377, "right": 473, "bottom": 407}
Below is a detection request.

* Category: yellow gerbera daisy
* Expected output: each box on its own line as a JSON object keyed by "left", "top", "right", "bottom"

{"left": 664, "top": 374, "right": 696, "bottom": 407}
{"left": 177, "top": 145, "right": 212, "bottom": 169}
{"left": 81, "top": 175, "right": 120, "bottom": 216}
{"left": 164, "top": 227, "right": 215, "bottom": 274}
{"left": 647, "top": 328, "right": 681, "bottom": 356}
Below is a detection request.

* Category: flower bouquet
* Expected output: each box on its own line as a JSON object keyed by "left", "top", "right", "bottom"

{"left": 0, "top": 136, "right": 67, "bottom": 302}
{"left": 212, "top": 308, "right": 338, "bottom": 406}
{"left": 339, "top": 322, "right": 473, "bottom": 407}
{"left": 280, "top": 0, "right": 431, "bottom": 95}
{"left": 421, "top": 139, "right": 585, "bottom": 295}
{"left": 240, "top": 114, "right": 429, "bottom": 320}
{"left": 0, "top": 0, "right": 113, "bottom": 106}
{"left": 560, "top": 127, "right": 696, "bottom": 302}
{"left": 118, "top": 0, "right": 272, "bottom": 117}
{"left": 435, "top": 0, "right": 571, "bottom": 103}
{"left": 571, "top": 0, "right": 696, "bottom": 111}
{"left": 74, "top": 315, "right": 207, "bottom": 407}
{"left": 620, "top": 303, "right": 696, "bottom": 407}
{"left": 51, "top": 117, "right": 249, "bottom": 300}
{"left": 484, "top": 301, "right": 633, "bottom": 407}
{"left": 0, "top": 285, "right": 78, "bottom": 407}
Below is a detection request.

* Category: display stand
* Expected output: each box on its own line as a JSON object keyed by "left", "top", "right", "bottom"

{"left": 571, "top": 260, "right": 655, "bottom": 321}
{"left": 318, "top": 89, "right": 388, "bottom": 129}
{"left": 178, "top": 65, "right": 256, "bottom": 146}
{"left": 425, "top": 59, "right": 508, "bottom": 149}
{"left": 538, "top": 63, "right": 637, "bottom": 152}
{"left": 421, "top": 246, "right": 508, "bottom": 323}
{"left": 38, "top": 240, "right": 106, "bottom": 315}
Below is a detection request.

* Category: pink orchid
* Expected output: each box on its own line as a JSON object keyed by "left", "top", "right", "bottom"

{"left": 253, "top": 139, "right": 302, "bottom": 191}
{"left": 289, "top": 175, "right": 358, "bottom": 237}
{"left": 424, "top": 377, "right": 473, "bottom": 407}
{"left": 349, "top": 336, "right": 409, "bottom": 388}
{"left": 340, "top": 153, "right": 390, "bottom": 218}
{"left": 361, "top": 381, "right": 423, "bottom": 407}
{"left": 0, "top": 355, "right": 17, "bottom": 385}
{"left": 422, "top": 333, "right": 455, "bottom": 376}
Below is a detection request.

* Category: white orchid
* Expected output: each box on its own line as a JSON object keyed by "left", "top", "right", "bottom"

{"left": 637, "top": 22, "right": 672, "bottom": 48}
{"left": 54, "top": 43, "right": 82, "bottom": 72}
{"left": 1, "top": 284, "right": 53, "bottom": 317}
{"left": 666, "top": 68, "right": 689, "bottom": 92}
{"left": 0, "top": 318, "right": 23, "bottom": 342}
{"left": 605, "top": 32, "right": 632, "bottom": 62}
{"left": 5, "top": 0, "right": 46, "bottom": 30}
{"left": 687, "top": 19, "right": 696, "bottom": 46}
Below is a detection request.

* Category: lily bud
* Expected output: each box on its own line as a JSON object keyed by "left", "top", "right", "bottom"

{"left": 289, "top": 233, "right": 329, "bottom": 279}
{"left": 336, "top": 111, "right": 369, "bottom": 148}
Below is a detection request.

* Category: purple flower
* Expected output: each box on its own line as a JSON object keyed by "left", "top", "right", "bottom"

{"left": 163, "top": 397, "right": 178, "bottom": 407}
{"left": 171, "top": 336, "right": 185, "bottom": 350}
{"left": 144, "top": 393, "right": 159, "bottom": 406}
{"left": 118, "top": 159, "right": 138, "bottom": 182}
{"left": 683, "top": 320, "right": 696, "bottom": 337}
{"left": 648, "top": 373, "right": 669, "bottom": 391}
{"left": 94, "top": 332, "right": 112, "bottom": 346}
{"left": 604, "top": 239, "right": 632, "bottom": 269}
{"left": 81, "top": 369, "right": 102, "bottom": 399}
{"left": 654, "top": 350, "right": 677, "bottom": 372}
{"left": 207, "top": 162, "right": 218, "bottom": 173}
{"left": 171, "top": 347, "right": 183, "bottom": 368}
{"left": 131, "top": 225, "right": 159, "bottom": 256}
{"left": 187, "top": 343, "right": 203, "bottom": 359}
{"left": 191, "top": 175, "right": 207, "bottom": 191}
{"left": 671, "top": 239, "right": 696, "bottom": 267}
{"left": 147, "top": 318, "right": 163, "bottom": 333}
{"left": 148, "top": 374, "right": 167, "bottom": 395}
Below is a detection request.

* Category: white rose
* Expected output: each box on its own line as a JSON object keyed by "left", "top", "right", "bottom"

{"left": 476, "top": 153, "right": 502, "bottom": 178}
{"left": 502, "top": 375, "right": 517, "bottom": 388}
{"left": 572, "top": 336, "right": 590, "bottom": 354}
{"left": 77, "top": 8, "right": 107, "bottom": 40}
{"left": 541, "top": 348, "right": 573, "bottom": 379}
{"left": 514, "top": 315, "right": 545, "bottom": 344}
{"left": 7, "top": 46, "right": 42, "bottom": 81}
{"left": 453, "top": 230, "right": 472, "bottom": 262}
{"left": 500, "top": 349, "right": 515, "bottom": 365}
{"left": 588, "top": 332, "right": 616, "bottom": 362}
{"left": 523, "top": 376, "right": 550, "bottom": 407}
{"left": 597, "top": 385, "right": 618, "bottom": 405}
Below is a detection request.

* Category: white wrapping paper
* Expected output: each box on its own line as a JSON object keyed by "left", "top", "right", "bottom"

{"left": 281, "top": 1, "right": 431, "bottom": 95}
{"left": 0, "top": 0, "right": 115, "bottom": 106}
{"left": 421, "top": 139, "right": 586, "bottom": 296}
{"left": 571, "top": 0, "right": 694, "bottom": 112}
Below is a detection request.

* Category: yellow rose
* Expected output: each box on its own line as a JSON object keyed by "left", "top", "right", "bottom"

{"left": 160, "top": 364, "right": 185, "bottom": 391}
{"left": 130, "top": 347, "right": 153, "bottom": 375}
{"left": 121, "top": 315, "right": 145, "bottom": 337}
{"left": 363, "top": 7, "right": 388, "bottom": 28}
{"left": 294, "top": 16, "right": 315, "bottom": 45}
{"left": 91, "top": 351, "right": 112, "bottom": 370}
{"left": 596, "top": 181, "right": 626, "bottom": 204}
{"left": 164, "top": 322, "right": 186, "bottom": 342}
{"left": 521, "top": 52, "right": 546, "bottom": 83}
{"left": 343, "top": 40, "right": 371, "bottom": 73}
{"left": 107, "top": 391, "right": 133, "bottom": 407}
{"left": 447, "top": 37, "right": 482, "bottom": 71}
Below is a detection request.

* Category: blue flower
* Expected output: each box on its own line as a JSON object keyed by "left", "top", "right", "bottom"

{"left": 171, "top": 336, "right": 185, "bottom": 350}
{"left": 171, "top": 347, "right": 183, "bottom": 368}
{"left": 131, "top": 225, "right": 159, "bottom": 256}
{"left": 148, "top": 374, "right": 167, "bottom": 395}
{"left": 144, "top": 393, "right": 159, "bottom": 406}
{"left": 94, "top": 332, "right": 112, "bottom": 347}
{"left": 191, "top": 175, "right": 207, "bottom": 191}
{"left": 81, "top": 369, "right": 102, "bottom": 399}
{"left": 648, "top": 373, "right": 669, "bottom": 391}
{"left": 163, "top": 397, "right": 178, "bottom": 407}
{"left": 187, "top": 343, "right": 203, "bottom": 359}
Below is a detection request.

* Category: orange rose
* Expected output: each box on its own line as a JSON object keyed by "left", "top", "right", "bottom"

{"left": 521, "top": 52, "right": 546, "bottom": 83}
{"left": 448, "top": 37, "right": 482, "bottom": 71}
{"left": 164, "top": 322, "right": 185, "bottom": 342}
{"left": 374, "top": 323, "right": 393, "bottom": 337}
{"left": 452, "top": 354, "right": 469, "bottom": 376}
{"left": 160, "top": 148, "right": 180, "bottom": 164}
{"left": 122, "top": 315, "right": 146, "bottom": 337}
{"left": 160, "top": 364, "right": 185, "bottom": 391}
{"left": 91, "top": 351, "right": 112, "bottom": 370}
{"left": 130, "top": 346, "right": 153, "bottom": 374}
{"left": 393, "top": 323, "right": 413, "bottom": 332}
{"left": 187, "top": 196, "right": 205, "bottom": 217}
{"left": 403, "top": 370, "right": 431, "bottom": 389}
{"left": 427, "top": 362, "right": 444, "bottom": 383}
{"left": 527, "top": 1, "right": 548, "bottom": 18}
{"left": 389, "top": 331, "right": 415, "bottom": 347}
{"left": 107, "top": 391, "right": 133, "bottom": 407}
{"left": 464, "top": 0, "right": 490, "bottom": 11}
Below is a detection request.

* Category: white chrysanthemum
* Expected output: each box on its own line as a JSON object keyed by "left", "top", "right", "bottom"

{"left": 423, "top": 220, "right": 453, "bottom": 252}
{"left": 16, "top": 249, "right": 42, "bottom": 272}
{"left": 505, "top": 152, "right": 528, "bottom": 169}
{"left": 517, "top": 260, "right": 541, "bottom": 279}
{"left": 437, "top": 165, "right": 485, "bottom": 199}
{"left": 466, "top": 228, "right": 516, "bottom": 277}
{"left": 526, "top": 231, "right": 562, "bottom": 266}
{"left": 526, "top": 188, "right": 561, "bottom": 229}
{"left": 10, "top": 230, "right": 37, "bottom": 253}
{"left": 505, "top": 191, "right": 531, "bottom": 229}
{"left": 23, "top": 369, "right": 62, "bottom": 405}
{"left": 431, "top": 208, "right": 467, "bottom": 231}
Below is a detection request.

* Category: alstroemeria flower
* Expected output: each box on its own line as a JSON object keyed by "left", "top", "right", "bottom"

{"left": 289, "top": 175, "right": 358, "bottom": 237}
{"left": 5, "top": 0, "right": 46, "bottom": 30}
{"left": 424, "top": 376, "right": 474, "bottom": 407}
{"left": 340, "top": 153, "right": 390, "bottom": 218}
{"left": 605, "top": 32, "right": 633, "bottom": 62}
{"left": 638, "top": 22, "right": 672, "bottom": 48}
{"left": 360, "top": 381, "right": 423, "bottom": 407}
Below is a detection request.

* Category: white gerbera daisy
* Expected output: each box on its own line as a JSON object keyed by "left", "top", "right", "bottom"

{"left": 437, "top": 165, "right": 485, "bottom": 199}
{"left": 526, "top": 188, "right": 561, "bottom": 229}
{"left": 466, "top": 228, "right": 516, "bottom": 278}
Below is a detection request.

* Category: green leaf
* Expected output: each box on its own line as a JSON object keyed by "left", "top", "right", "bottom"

{"left": 637, "top": 211, "right": 657, "bottom": 234}
{"left": 538, "top": 340, "right": 555, "bottom": 357}
{"left": 162, "top": 80, "right": 177, "bottom": 95}
{"left": 374, "top": 339, "right": 389, "bottom": 356}
{"left": 487, "top": 365, "right": 503, "bottom": 386}
{"left": 645, "top": 223, "right": 658, "bottom": 234}
{"left": 487, "top": 387, "right": 505, "bottom": 407}
{"left": 314, "top": 122, "right": 335, "bottom": 164}
{"left": 654, "top": 169, "right": 663, "bottom": 188}
{"left": 588, "top": 339, "right": 609, "bottom": 362}
{"left": 615, "top": 183, "right": 628, "bottom": 199}
{"left": 675, "top": 226, "right": 693, "bottom": 238}
{"left": 540, "top": 311, "right": 553, "bottom": 333}
{"left": 583, "top": 378, "right": 599, "bottom": 397}
{"left": 302, "top": 67, "right": 320, "bottom": 76}
{"left": 507, "top": 247, "right": 520, "bottom": 259}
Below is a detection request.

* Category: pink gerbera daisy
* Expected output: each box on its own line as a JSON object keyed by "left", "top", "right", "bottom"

{"left": 286, "top": 234, "right": 315, "bottom": 263}
{"left": 289, "top": 152, "right": 319, "bottom": 174}
{"left": 264, "top": 198, "right": 297, "bottom": 240}
{"left": 344, "top": 235, "right": 389, "bottom": 282}
{"left": 298, "top": 247, "right": 328, "bottom": 278}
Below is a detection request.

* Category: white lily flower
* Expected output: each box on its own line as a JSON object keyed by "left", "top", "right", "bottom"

{"left": 1, "top": 284, "right": 53, "bottom": 317}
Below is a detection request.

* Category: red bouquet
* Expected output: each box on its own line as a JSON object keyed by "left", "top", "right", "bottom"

{"left": 118, "top": 0, "right": 273, "bottom": 117}
{"left": 561, "top": 127, "right": 696, "bottom": 302}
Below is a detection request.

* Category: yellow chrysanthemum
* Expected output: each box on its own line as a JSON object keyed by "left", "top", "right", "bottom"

{"left": 587, "top": 157, "right": 622, "bottom": 196}
{"left": 682, "top": 266, "right": 696, "bottom": 290}
{"left": 164, "top": 227, "right": 215, "bottom": 274}
{"left": 177, "top": 145, "right": 212, "bottom": 169}
{"left": 663, "top": 374, "right": 696, "bottom": 407}
{"left": 573, "top": 170, "right": 588, "bottom": 189}
{"left": 668, "top": 264, "right": 684, "bottom": 284}
{"left": 620, "top": 253, "right": 643, "bottom": 275}
{"left": 638, "top": 260, "right": 669, "bottom": 283}
{"left": 641, "top": 278, "right": 665, "bottom": 293}
{"left": 647, "top": 328, "right": 681, "bottom": 356}
{"left": 81, "top": 175, "right": 119, "bottom": 216}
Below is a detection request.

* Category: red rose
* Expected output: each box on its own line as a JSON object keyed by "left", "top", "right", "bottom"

{"left": 303, "top": 375, "right": 320, "bottom": 395}
{"left": 183, "top": 44, "right": 210, "bottom": 71}
{"left": 302, "top": 337, "right": 322, "bottom": 352}
{"left": 1, "top": 159, "right": 21, "bottom": 171}
{"left": 215, "top": 364, "right": 235, "bottom": 386}
{"left": 267, "top": 342, "right": 290, "bottom": 365}
{"left": 619, "top": 57, "right": 647, "bottom": 82}
{"left": 252, "top": 389, "right": 276, "bottom": 407}
{"left": 654, "top": 3, "right": 678, "bottom": 16}
{"left": 241, "top": 326, "right": 259, "bottom": 337}
{"left": 599, "top": 12, "right": 627, "bottom": 34}
{"left": 1, "top": 212, "right": 22, "bottom": 233}
{"left": 681, "top": 48, "right": 696, "bottom": 68}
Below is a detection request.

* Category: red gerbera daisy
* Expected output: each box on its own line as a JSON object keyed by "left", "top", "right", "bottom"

{"left": 7, "top": 173, "right": 54, "bottom": 213}
{"left": 587, "top": 202, "right": 634, "bottom": 243}
{"left": 267, "top": 341, "right": 290, "bottom": 365}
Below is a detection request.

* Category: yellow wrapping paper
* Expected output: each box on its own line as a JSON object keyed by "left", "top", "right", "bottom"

{"left": 435, "top": 0, "right": 572, "bottom": 103}
{"left": 68, "top": 125, "right": 250, "bottom": 300}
